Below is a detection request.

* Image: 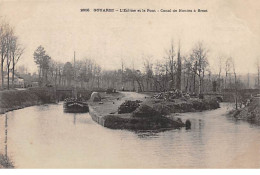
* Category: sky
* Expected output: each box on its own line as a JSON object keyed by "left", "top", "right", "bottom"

{"left": 0, "top": 0, "right": 260, "bottom": 74}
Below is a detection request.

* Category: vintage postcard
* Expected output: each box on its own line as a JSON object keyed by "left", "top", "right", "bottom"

{"left": 0, "top": 0, "right": 259, "bottom": 170}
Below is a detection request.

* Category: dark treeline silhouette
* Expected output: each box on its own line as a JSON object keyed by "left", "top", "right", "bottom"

{"left": 31, "top": 40, "right": 258, "bottom": 98}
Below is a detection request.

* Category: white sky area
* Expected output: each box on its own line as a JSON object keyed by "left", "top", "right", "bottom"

{"left": 0, "top": 0, "right": 260, "bottom": 74}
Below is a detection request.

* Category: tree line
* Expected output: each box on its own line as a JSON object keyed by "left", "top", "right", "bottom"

{"left": 33, "top": 46, "right": 101, "bottom": 89}
{"left": 0, "top": 20, "right": 24, "bottom": 90}
{"left": 33, "top": 39, "right": 260, "bottom": 100}
{"left": 112, "top": 41, "right": 211, "bottom": 95}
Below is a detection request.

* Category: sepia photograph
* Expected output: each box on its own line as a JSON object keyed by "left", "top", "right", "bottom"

{"left": 0, "top": 0, "right": 260, "bottom": 171}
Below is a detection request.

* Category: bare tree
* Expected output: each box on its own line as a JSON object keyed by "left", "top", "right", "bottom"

{"left": 256, "top": 57, "right": 260, "bottom": 88}
{"left": 0, "top": 22, "right": 9, "bottom": 89}
{"left": 190, "top": 42, "right": 209, "bottom": 95}
{"left": 96, "top": 65, "right": 101, "bottom": 88}
{"left": 224, "top": 57, "right": 232, "bottom": 89}
{"left": 0, "top": 22, "right": 4, "bottom": 88}
{"left": 143, "top": 55, "right": 153, "bottom": 91}
{"left": 183, "top": 56, "right": 193, "bottom": 93}
{"left": 231, "top": 57, "right": 238, "bottom": 109}
{"left": 121, "top": 57, "right": 125, "bottom": 88}
{"left": 176, "top": 41, "right": 182, "bottom": 90}
{"left": 0, "top": 21, "right": 24, "bottom": 89}
{"left": 5, "top": 26, "right": 14, "bottom": 90}
{"left": 10, "top": 36, "right": 24, "bottom": 88}
{"left": 217, "top": 55, "right": 224, "bottom": 91}
{"left": 165, "top": 40, "right": 176, "bottom": 90}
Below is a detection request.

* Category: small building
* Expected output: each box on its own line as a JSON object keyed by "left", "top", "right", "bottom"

{"left": 31, "top": 81, "right": 39, "bottom": 87}
{"left": 0, "top": 72, "right": 25, "bottom": 88}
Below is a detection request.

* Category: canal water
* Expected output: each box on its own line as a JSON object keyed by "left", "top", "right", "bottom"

{"left": 0, "top": 103, "right": 259, "bottom": 168}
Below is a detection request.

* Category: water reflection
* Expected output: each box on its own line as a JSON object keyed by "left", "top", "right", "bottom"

{"left": 135, "top": 131, "right": 160, "bottom": 139}
{"left": 1, "top": 102, "right": 260, "bottom": 168}
{"left": 0, "top": 114, "right": 9, "bottom": 160}
{"left": 0, "top": 114, "right": 13, "bottom": 168}
{"left": 73, "top": 114, "right": 76, "bottom": 125}
{"left": 4, "top": 114, "right": 8, "bottom": 159}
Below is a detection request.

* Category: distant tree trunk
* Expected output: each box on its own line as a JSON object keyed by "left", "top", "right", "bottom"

{"left": 132, "top": 79, "right": 135, "bottom": 91}
{"left": 12, "top": 59, "right": 15, "bottom": 88}
{"left": 193, "top": 74, "right": 196, "bottom": 93}
{"left": 185, "top": 73, "right": 189, "bottom": 92}
{"left": 218, "top": 72, "right": 221, "bottom": 92}
{"left": 257, "top": 61, "right": 260, "bottom": 89}
{"left": 198, "top": 76, "right": 201, "bottom": 95}
{"left": 136, "top": 79, "right": 143, "bottom": 92}
{"left": 38, "top": 66, "right": 42, "bottom": 85}
{"left": 176, "top": 47, "right": 181, "bottom": 90}
{"left": 225, "top": 71, "right": 227, "bottom": 89}
{"left": 45, "top": 69, "right": 48, "bottom": 84}
{"left": 165, "top": 64, "right": 168, "bottom": 91}
{"left": 202, "top": 69, "right": 205, "bottom": 93}
{"left": 55, "top": 68, "right": 57, "bottom": 87}
{"left": 234, "top": 72, "right": 238, "bottom": 109}
{"left": 146, "top": 78, "right": 149, "bottom": 91}
{"left": 58, "top": 69, "right": 61, "bottom": 85}
{"left": 1, "top": 56, "right": 4, "bottom": 89}
{"left": 7, "top": 65, "right": 10, "bottom": 90}
{"left": 97, "top": 76, "right": 100, "bottom": 88}
{"left": 193, "top": 61, "right": 197, "bottom": 94}
{"left": 186, "top": 71, "right": 190, "bottom": 93}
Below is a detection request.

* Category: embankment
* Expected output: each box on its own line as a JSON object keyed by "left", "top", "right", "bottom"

{"left": 228, "top": 97, "right": 260, "bottom": 125}
{"left": 89, "top": 92, "right": 219, "bottom": 131}
{"left": 144, "top": 98, "right": 220, "bottom": 115}
{"left": 0, "top": 88, "right": 56, "bottom": 114}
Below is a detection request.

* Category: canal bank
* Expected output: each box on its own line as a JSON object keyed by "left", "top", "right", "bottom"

{"left": 0, "top": 88, "right": 56, "bottom": 114}
{"left": 88, "top": 92, "right": 184, "bottom": 130}
{"left": 0, "top": 87, "right": 92, "bottom": 114}
{"left": 228, "top": 97, "right": 260, "bottom": 125}
{"left": 88, "top": 91, "right": 220, "bottom": 130}
{"left": 1, "top": 99, "right": 259, "bottom": 168}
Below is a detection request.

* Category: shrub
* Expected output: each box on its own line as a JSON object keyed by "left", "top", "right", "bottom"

{"left": 118, "top": 100, "right": 140, "bottom": 114}
{"left": 132, "top": 104, "right": 161, "bottom": 118}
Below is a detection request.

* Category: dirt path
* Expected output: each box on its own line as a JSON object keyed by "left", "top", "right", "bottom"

{"left": 89, "top": 91, "right": 149, "bottom": 116}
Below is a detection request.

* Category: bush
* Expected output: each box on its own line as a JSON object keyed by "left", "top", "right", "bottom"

{"left": 118, "top": 100, "right": 141, "bottom": 114}
{"left": 132, "top": 104, "right": 161, "bottom": 118}
{"left": 106, "top": 88, "right": 116, "bottom": 94}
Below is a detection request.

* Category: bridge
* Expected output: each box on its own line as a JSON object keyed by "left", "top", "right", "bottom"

{"left": 55, "top": 87, "right": 91, "bottom": 100}
{"left": 204, "top": 89, "right": 260, "bottom": 102}
{"left": 28, "top": 87, "right": 91, "bottom": 101}
{"left": 203, "top": 93, "right": 224, "bottom": 102}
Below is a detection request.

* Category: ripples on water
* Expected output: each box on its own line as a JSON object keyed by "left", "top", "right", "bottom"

{"left": 0, "top": 103, "right": 259, "bottom": 168}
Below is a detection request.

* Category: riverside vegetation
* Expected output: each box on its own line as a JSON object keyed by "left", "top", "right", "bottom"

{"left": 88, "top": 91, "right": 220, "bottom": 131}
{"left": 0, "top": 88, "right": 56, "bottom": 114}
{"left": 228, "top": 97, "right": 260, "bottom": 125}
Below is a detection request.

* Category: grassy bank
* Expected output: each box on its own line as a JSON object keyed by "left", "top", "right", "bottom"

{"left": 228, "top": 97, "right": 260, "bottom": 125}
{"left": 89, "top": 92, "right": 192, "bottom": 131}
{"left": 143, "top": 98, "right": 220, "bottom": 115}
{"left": 102, "top": 113, "right": 185, "bottom": 130}
{"left": 0, "top": 88, "right": 56, "bottom": 114}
